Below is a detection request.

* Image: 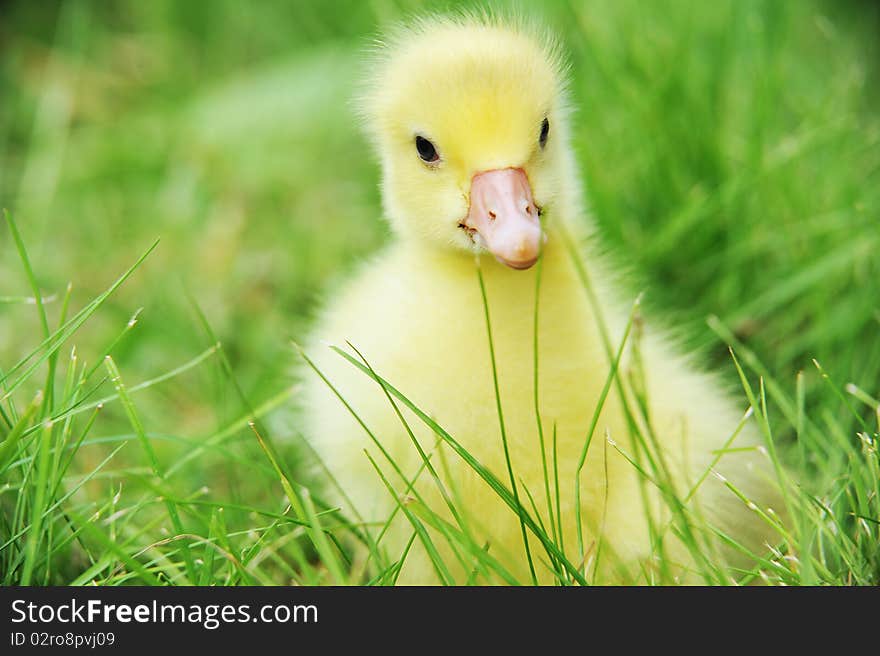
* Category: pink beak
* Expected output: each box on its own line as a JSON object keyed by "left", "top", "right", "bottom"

{"left": 463, "top": 168, "right": 544, "bottom": 270}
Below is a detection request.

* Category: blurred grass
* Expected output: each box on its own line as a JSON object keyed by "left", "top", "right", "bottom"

{"left": 1, "top": 0, "right": 878, "bottom": 584}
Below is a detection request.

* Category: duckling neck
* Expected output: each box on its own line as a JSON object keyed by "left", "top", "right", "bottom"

{"left": 399, "top": 223, "right": 577, "bottom": 285}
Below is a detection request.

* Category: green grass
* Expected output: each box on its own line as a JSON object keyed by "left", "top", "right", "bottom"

{"left": 1, "top": 0, "right": 878, "bottom": 585}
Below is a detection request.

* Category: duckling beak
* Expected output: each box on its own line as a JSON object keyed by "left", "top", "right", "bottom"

{"left": 463, "top": 168, "right": 544, "bottom": 270}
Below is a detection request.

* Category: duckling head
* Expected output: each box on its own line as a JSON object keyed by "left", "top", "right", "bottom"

{"left": 360, "top": 16, "right": 570, "bottom": 270}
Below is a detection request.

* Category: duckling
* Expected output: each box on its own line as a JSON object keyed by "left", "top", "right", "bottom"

{"left": 300, "top": 15, "right": 783, "bottom": 584}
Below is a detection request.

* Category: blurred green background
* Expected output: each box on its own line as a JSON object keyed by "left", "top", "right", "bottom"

{"left": 1, "top": 0, "right": 878, "bottom": 582}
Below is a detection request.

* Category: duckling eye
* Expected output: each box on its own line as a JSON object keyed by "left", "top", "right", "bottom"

{"left": 415, "top": 136, "right": 440, "bottom": 163}
{"left": 539, "top": 118, "right": 550, "bottom": 148}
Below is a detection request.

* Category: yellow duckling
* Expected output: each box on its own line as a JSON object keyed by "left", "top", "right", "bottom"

{"left": 301, "top": 15, "right": 782, "bottom": 584}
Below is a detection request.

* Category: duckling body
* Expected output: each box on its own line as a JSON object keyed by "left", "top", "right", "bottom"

{"left": 301, "top": 17, "right": 781, "bottom": 584}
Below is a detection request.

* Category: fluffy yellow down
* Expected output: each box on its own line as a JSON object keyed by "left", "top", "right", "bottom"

{"left": 301, "top": 15, "right": 782, "bottom": 584}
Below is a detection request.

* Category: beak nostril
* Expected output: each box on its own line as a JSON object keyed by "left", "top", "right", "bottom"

{"left": 488, "top": 210, "right": 496, "bottom": 221}
{"left": 525, "top": 205, "right": 532, "bottom": 216}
